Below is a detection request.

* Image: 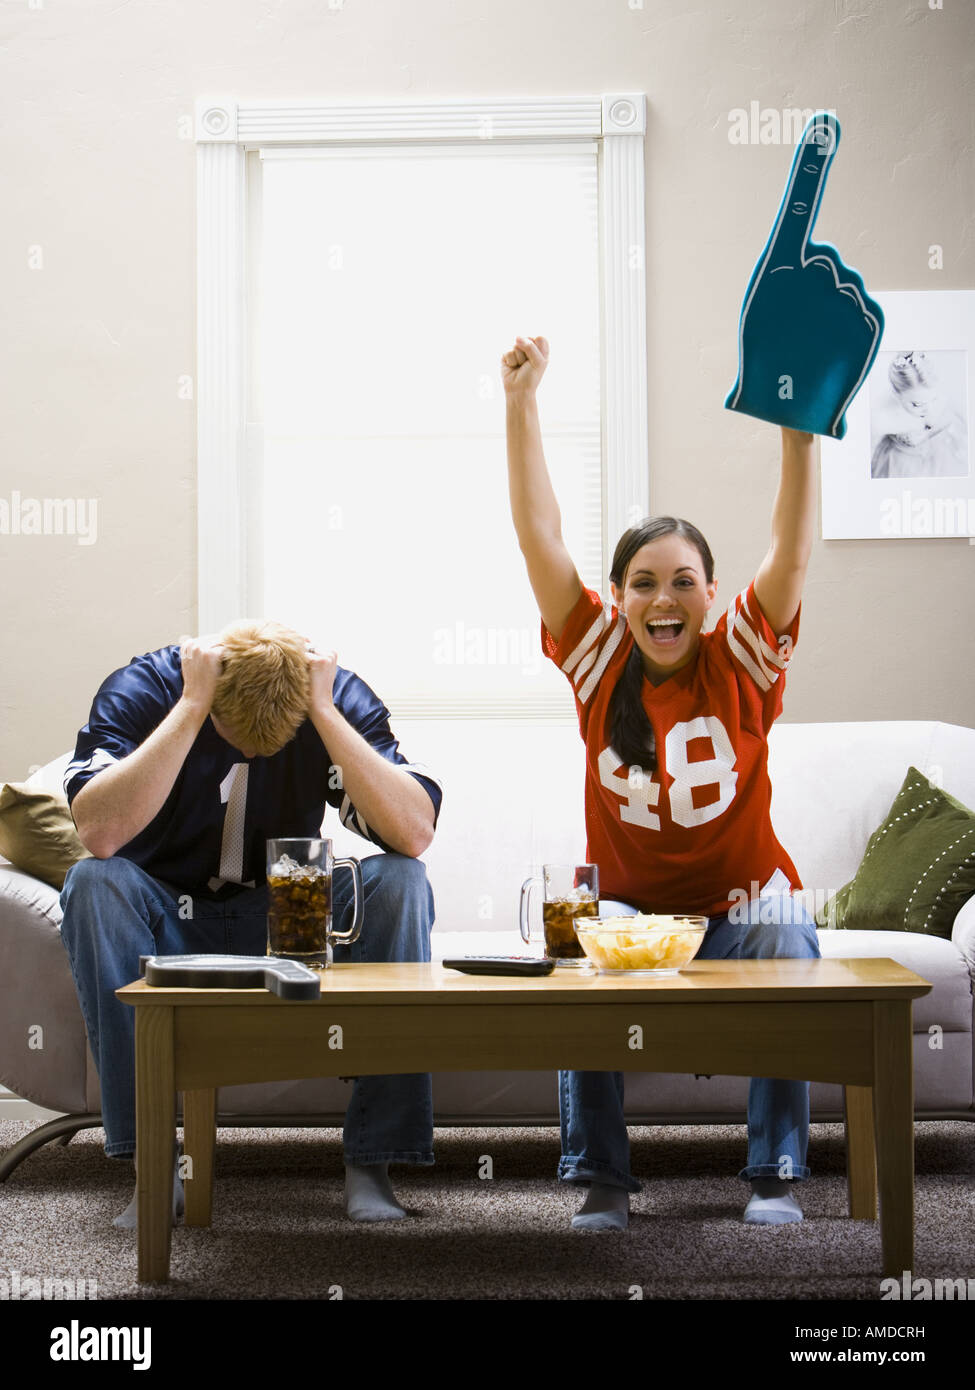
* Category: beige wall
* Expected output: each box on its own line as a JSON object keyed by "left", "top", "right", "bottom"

{"left": 2, "top": 0, "right": 972, "bottom": 779}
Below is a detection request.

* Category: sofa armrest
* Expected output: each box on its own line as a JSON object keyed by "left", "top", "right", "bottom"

{"left": 0, "top": 866, "right": 91, "bottom": 1113}
{"left": 951, "top": 894, "right": 975, "bottom": 975}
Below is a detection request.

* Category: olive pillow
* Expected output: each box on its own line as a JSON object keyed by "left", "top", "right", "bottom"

{"left": 816, "top": 767, "right": 975, "bottom": 939}
{"left": 0, "top": 783, "right": 91, "bottom": 890}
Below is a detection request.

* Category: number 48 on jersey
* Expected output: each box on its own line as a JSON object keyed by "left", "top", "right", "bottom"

{"left": 598, "top": 716, "right": 739, "bottom": 830}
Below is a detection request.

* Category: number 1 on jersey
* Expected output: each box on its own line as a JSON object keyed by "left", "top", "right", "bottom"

{"left": 207, "top": 762, "right": 252, "bottom": 892}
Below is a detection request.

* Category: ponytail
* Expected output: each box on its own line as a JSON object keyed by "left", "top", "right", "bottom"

{"left": 608, "top": 643, "right": 658, "bottom": 773}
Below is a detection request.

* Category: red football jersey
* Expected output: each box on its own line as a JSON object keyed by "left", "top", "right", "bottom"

{"left": 542, "top": 579, "right": 802, "bottom": 916}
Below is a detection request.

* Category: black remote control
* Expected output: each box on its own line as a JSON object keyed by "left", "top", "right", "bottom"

{"left": 441, "top": 956, "right": 556, "bottom": 977}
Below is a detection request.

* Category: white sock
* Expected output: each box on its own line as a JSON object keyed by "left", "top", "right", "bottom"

{"left": 571, "top": 1182, "right": 629, "bottom": 1232}
{"left": 114, "top": 1150, "right": 184, "bottom": 1230}
{"left": 344, "top": 1162, "right": 406, "bottom": 1222}
{"left": 744, "top": 1178, "right": 803, "bottom": 1225}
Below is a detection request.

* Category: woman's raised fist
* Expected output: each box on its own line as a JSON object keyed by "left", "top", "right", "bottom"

{"left": 501, "top": 335, "right": 550, "bottom": 399}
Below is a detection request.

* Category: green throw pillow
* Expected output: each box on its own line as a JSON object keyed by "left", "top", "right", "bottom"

{"left": 0, "top": 783, "right": 91, "bottom": 890}
{"left": 816, "top": 766, "right": 975, "bottom": 939}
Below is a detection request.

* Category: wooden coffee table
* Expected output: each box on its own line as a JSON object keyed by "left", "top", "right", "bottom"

{"left": 118, "top": 957, "right": 931, "bottom": 1283}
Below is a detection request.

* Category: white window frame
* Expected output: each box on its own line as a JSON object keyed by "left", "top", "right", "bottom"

{"left": 195, "top": 95, "right": 648, "bottom": 690}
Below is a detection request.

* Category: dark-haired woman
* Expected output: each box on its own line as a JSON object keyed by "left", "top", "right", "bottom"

{"left": 502, "top": 334, "right": 821, "bottom": 1231}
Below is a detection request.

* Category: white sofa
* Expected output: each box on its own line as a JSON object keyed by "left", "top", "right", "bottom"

{"left": 1, "top": 720, "right": 972, "bottom": 1176}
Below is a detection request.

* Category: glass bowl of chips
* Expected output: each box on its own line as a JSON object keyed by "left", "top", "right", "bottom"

{"left": 573, "top": 914, "right": 708, "bottom": 975}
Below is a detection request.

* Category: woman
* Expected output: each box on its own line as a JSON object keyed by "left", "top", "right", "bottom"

{"left": 503, "top": 333, "right": 821, "bottom": 1232}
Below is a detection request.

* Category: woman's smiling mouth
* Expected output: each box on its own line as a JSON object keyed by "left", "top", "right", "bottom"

{"left": 645, "top": 617, "right": 685, "bottom": 647}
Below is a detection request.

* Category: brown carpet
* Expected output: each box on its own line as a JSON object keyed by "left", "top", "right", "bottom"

{"left": 1, "top": 1119, "right": 972, "bottom": 1303}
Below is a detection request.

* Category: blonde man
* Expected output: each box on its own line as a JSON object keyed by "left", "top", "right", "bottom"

{"left": 60, "top": 621, "right": 443, "bottom": 1226}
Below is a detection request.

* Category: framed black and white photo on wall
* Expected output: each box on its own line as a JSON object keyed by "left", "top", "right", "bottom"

{"left": 821, "top": 291, "right": 974, "bottom": 539}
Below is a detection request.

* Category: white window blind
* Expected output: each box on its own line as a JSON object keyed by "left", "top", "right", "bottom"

{"left": 250, "top": 143, "right": 602, "bottom": 716}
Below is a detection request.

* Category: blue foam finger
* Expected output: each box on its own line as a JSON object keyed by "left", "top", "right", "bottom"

{"left": 725, "top": 113, "right": 884, "bottom": 438}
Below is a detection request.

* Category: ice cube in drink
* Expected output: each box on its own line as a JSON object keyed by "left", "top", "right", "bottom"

{"left": 542, "top": 895, "right": 597, "bottom": 961}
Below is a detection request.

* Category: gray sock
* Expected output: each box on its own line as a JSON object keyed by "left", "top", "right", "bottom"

{"left": 344, "top": 1162, "right": 407, "bottom": 1222}
{"left": 114, "top": 1150, "right": 184, "bottom": 1230}
{"left": 744, "top": 1178, "right": 803, "bottom": 1225}
{"left": 571, "top": 1182, "right": 629, "bottom": 1232}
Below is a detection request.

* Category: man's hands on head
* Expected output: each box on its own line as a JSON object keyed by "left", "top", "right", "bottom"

{"left": 72, "top": 628, "right": 344, "bottom": 860}
{"left": 197, "top": 629, "right": 336, "bottom": 752}
{"left": 304, "top": 643, "right": 436, "bottom": 859}
{"left": 178, "top": 634, "right": 225, "bottom": 716}
{"left": 306, "top": 644, "right": 338, "bottom": 718}
{"left": 72, "top": 635, "right": 227, "bottom": 859}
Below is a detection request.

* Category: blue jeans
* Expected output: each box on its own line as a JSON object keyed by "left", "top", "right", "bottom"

{"left": 59, "top": 853, "right": 435, "bottom": 1165}
{"left": 558, "top": 890, "right": 822, "bottom": 1192}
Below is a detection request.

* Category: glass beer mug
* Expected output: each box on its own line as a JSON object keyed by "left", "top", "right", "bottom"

{"left": 519, "top": 863, "right": 599, "bottom": 967}
{"left": 266, "top": 838, "right": 363, "bottom": 969}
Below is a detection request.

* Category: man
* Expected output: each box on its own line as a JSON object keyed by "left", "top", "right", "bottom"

{"left": 59, "top": 620, "right": 442, "bottom": 1227}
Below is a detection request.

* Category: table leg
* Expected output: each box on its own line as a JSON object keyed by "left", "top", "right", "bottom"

{"left": 182, "top": 1089, "right": 216, "bottom": 1227}
{"left": 844, "top": 1084, "right": 877, "bottom": 1219}
{"left": 872, "top": 1001, "right": 915, "bottom": 1278}
{"left": 135, "top": 1005, "right": 175, "bottom": 1283}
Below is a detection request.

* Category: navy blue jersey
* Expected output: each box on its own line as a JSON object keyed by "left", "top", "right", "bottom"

{"left": 64, "top": 645, "right": 443, "bottom": 899}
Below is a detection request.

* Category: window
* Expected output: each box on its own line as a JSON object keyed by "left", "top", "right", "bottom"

{"left": 197, "top": 96, "right": 647, "bottom": 717}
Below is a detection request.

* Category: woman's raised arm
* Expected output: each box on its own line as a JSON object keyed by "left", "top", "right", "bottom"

{"left": 502, "top": 335, "right": 583, "bottom": 644}
{"left": 753, "top": 427, "right": 817, "bottom": 635}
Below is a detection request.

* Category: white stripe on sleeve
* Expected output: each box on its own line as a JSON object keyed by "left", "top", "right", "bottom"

{"left": 63, "top": 748, "right": 119, "bottom": 798}
{"left": 576, "top": 615, "right": 628, "bottom": 705}
{"left": 561, "top": 603, "right": 615, "bottom": 679}
{"left": 724, "top": 590, "right": 792, "bottom": 691}
{"left": 571, "top": 643, "right": 601, "bottom": 687}
{"left": 728, "top": 616, "right": 773, "bottom": 690}
{"left": 741, "top": 591, "right": 791, "bottom": 669}
{"left": 339, "top": 792, "right": 375, "bottom": 844}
